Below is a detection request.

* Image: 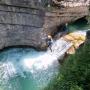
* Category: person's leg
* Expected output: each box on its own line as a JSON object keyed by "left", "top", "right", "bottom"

{"left": 50, "top": 46, "right": 52, "bottom": 52}
{"left": 49, "top": 42, "right": 52, "bottom": 52}
{"left": 49, "top": 46, "right": 52, "bottom": 52}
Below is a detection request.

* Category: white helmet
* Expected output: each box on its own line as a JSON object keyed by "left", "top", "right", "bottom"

{"left": 48, "top": 35, "right": 52, "bottom": 38}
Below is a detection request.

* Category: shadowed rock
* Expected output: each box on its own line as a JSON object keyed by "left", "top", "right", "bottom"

{"left": 86, "top": 30, "right": 90, "bottom": 44}
{"left": 0, "top": 0, "right": 89, "bottom": 50}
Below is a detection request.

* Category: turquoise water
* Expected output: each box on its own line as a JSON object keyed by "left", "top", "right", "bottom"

{"left": 0, "top": 18, "right": 90, "bottom": 90}
{"left": 0, "top": 48, "right": 59, "bottom": 90}
{"left": 68, "top": 19, "right": 90, "bottom": 32}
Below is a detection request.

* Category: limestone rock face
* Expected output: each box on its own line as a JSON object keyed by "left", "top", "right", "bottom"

{"left": 0, "top": 0, "right": 88, "bottom": 50}
{"left": 0, "top": 3, "right": 47, "bottom": 50}
{"left": 0, "top": 0, "right": 42, "bottom": 8}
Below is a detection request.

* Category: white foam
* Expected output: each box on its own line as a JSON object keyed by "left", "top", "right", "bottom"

{"left": 0, "top": 62, "right": 16, "bottom": 80}
{"left": 22, "top": 39, "right": 72, "bottom": 73}
{"left": 0, "top": 30, "right": 87, "bottom": 79}
{"left": 22, "top": 30, "right": 87, "bottom": 73}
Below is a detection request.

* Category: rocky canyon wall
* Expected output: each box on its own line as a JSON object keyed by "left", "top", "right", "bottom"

{"left": 0, "top": 0, "right": 89, "bottom": 50}
{"left": 0, "top": 0, "right": 47, "bottom": 50}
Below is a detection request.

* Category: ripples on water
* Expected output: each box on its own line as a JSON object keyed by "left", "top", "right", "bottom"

{"left": 0, "top": 19, "right": 89, "bottom": 90}
{"left": 0, "top": 48, "right": 60, "bottom": 90}
{"left": 0, "top": 37, "right": 72, "bottom": 90}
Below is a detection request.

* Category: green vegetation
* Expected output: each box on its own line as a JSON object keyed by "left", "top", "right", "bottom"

{"left": 44, "top": 43, "right": 90, "bottom": 90}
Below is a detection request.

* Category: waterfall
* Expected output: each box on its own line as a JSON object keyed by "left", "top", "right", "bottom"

{"left": 0, "top": 38, "right": 72, "bottom": 90}
{"left": 22, "top": 39, "right": 72, "bottom": 72}
{"left": 0, "top": 30, "right": 87, "bottom": 90}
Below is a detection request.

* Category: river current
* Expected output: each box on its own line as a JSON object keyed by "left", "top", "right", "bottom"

{"left": 0, "top": 21, "right": 89, "bottom": 90}
{"left": 0, "top": 48, "right": 60, "bottom": 90}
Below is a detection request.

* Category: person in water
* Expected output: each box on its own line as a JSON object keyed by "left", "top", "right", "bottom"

{"left": 46, "top": 35, "right": 53, "bottom": 52}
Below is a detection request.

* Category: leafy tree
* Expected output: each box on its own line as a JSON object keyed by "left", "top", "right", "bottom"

{"left": 44, "top": 42, "right": 90, "bottom": 90}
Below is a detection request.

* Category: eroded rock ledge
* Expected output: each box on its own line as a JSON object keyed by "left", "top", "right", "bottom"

{"left": 0, "top": 0, "right": 89, "bottom": 50}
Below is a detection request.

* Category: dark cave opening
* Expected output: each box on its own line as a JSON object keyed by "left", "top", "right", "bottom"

{"left": 53, "top": 24, "right": 68, "bottom": 39}
{"left": 72, "top": 16, "right": 88, "bottom": 25}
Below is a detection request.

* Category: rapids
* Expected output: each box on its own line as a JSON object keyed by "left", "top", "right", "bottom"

{"left": 0, "top": 38, "right": 72, "bottom": 90}
{"left": 0, "top": 30, "right": 87, "bottom": 90}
